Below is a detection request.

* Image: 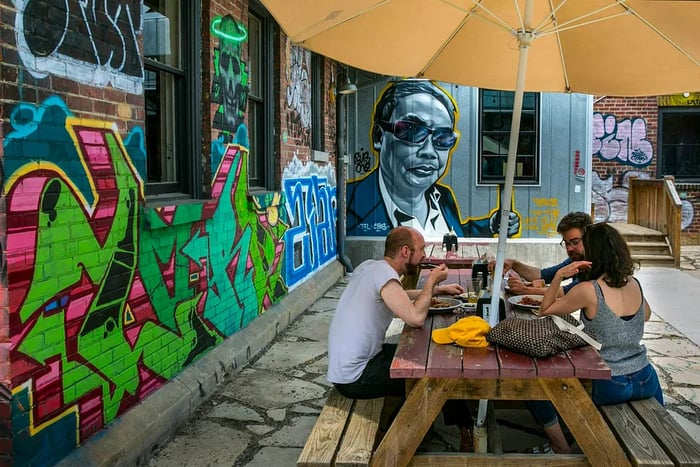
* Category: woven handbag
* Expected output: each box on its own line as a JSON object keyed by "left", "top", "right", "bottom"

{"left": 486, "top": 314, "right": 600, "bottom": 358}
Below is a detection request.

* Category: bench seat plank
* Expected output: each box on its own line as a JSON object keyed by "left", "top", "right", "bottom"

{"left": 335, "top": 397, "right": 385, "bottom": 467}
{"left": 297, "top": 388, "right": 354, "bottom": 467}
{"left": 629, "top": 398, "right": 700, "bottom": 466}
{"left": 600, "top": 403, "right": 674, "bottom": 466}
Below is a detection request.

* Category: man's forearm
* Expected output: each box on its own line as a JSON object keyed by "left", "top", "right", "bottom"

{"left": 511, "top": 260, "right": 542, "bottom": 282}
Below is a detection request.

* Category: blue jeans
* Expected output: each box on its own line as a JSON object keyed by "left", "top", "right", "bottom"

{"left": 592, "top": 363, "right": 664, "bottom": 406}
{"left": 527, "top": 363, "right": 663, "bottom": 429}
{"left": 527, "top": 401, "right": 559, "bottom": 428}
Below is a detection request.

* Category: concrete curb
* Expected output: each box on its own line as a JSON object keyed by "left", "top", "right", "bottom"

{"left": 57, "top": 261, "right": 345, "bottom": 467}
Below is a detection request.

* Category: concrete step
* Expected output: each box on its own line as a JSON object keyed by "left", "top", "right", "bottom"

{"left": 633, "top": 254, "right": 676, "bottom": 267}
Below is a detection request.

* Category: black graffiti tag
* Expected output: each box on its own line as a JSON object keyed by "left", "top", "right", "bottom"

{"left": 18, "top": 0, "right": 142, "bottom": 89}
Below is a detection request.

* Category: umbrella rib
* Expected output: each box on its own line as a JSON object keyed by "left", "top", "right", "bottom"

{"left": 536, "top": 1, "right": 700, "bottom": 66}
{"left": 419, "top": 0, "right": 516, "bottom": 76}
{"left": 547, "top": 0, "right": 571, "bottom": 93}
{"left": 292, "top": 0, "right": 390, "bottom": 43}
{"left": 537, "top": 11, "right": 630, "bottom": 37}
{"left": 622, "top": 3, "right": 700, "bottom": 66}
{"left": 532, "top": 0, "right": 568, "bottom": 32}
{"left": 456, "top": 0, "right": 515, "bottom": 34}
{"left": 536, "top": 2, "right": 627, "bottom": 36}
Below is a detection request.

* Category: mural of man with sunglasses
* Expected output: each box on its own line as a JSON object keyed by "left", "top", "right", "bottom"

{"left": 347, "top": 79, "right": 520, "bottom": 238}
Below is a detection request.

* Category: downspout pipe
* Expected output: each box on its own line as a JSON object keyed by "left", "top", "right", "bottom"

{"left": 336, "top": 92, "right": 354, "bottom": 273}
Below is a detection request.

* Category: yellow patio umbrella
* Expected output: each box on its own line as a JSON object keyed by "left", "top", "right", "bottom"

{"left": 262, "top": 0, "right": 699, "bottom": 321}
{"left": 260, "top": 0, "right": 700, "bottom": 446}
{"left": 261, "top": 0, "right": 699, "bottom": 96}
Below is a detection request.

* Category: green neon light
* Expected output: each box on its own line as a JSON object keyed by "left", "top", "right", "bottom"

{"left": 211, "top": 17, "right": 248, "bottom": 42}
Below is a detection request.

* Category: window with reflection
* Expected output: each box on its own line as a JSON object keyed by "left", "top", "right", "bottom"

{"left": 479, "top": 89, "right": 540, "bottom": 185}
{"left": 143, "top": 0, "right": 200, "bottom": 197}
{"left": 659, "top": 110, "right": 700, "bottom": 182}
{"left": 247, "top": 2, "right": 275, "bottom": 190}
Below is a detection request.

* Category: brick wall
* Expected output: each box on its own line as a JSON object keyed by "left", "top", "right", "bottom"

{"left": 0, "top": 1, "right": 341, "bottom": 464}
{"left": 593, "top": 96, "right": 700, "bottom": 243}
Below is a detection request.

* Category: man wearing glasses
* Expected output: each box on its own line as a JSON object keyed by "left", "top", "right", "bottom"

{"left": 347, "top": 79, "right": 519, "bottom": 238}
{"left": 495, "top": 211, "right": 594, "bottom": 296}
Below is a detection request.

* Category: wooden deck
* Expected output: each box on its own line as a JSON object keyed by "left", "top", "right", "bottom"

{"left": 611, "top": 223, "right": 664, "bottom": 236}
{"left": 611, "top": 223, "right": 676, "bottom": 267}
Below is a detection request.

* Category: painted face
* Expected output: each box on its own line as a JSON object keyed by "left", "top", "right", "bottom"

{"left": 561, "top": 228, "right": 585, "bottom": 261}
{"left": 379, "top": 93, "right": 455, "bottom": 199}
{"left": 219, "top": 40, "right": 243, "bottom": 129}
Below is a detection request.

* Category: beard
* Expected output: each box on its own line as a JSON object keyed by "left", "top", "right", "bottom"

{"left": 405, "top": 260, "right": 420, "bottom": 276}
{"left": 568, "top": 250, "right": 584, "bottom": 261}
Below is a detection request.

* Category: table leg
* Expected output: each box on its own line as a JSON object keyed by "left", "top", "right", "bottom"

{"left": 541, "top": 378, "right": 631, "bottom": 466}
{"left": 371, "top": 377, "right": 457, "bottom": 467}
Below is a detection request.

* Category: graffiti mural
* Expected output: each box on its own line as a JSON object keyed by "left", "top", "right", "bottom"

{"left": 285, "top": 46, "right": 312, "bottom": 147}
{"left": 681, "top": 200, "right": 695, "bottom": 230}
{"left": 593, "top": 113, "right": 653, "bottom": 167}
{"left": 523, "top": 198, "right": 561, "bottom": 236}
{"left": 13, "top": 0, "right": 143, "bottom": 94}
{"left": 211, "top": 15, "right": 250, "bottom": 152}
{"left": 282, "top": 157, "right": 337, "bottom": 288}
{"left": 3, "top": 98, "right": 286, "bottom": 465}
{"left": 346, "top": 79, "right": 520, "bottom": 238}
{"left": 592, "top": 170, "right": 650, "bottom": 222}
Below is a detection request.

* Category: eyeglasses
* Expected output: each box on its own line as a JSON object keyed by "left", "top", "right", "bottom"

{"left": 379, "top": 120, "right": 457, "bottom": 150}
{"left": 560, "top": 237, "right": 582, "bottom": 249}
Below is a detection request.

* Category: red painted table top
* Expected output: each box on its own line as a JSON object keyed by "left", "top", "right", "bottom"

{"left": 392, "top": 269, "right": 611, "bottom": 381}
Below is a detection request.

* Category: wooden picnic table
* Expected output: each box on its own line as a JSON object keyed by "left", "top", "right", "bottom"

{"left": 372, "top": 269, "right": 631, "bottom": 466}
{"left": 421, "top": 242, "right": 479, "bottom": 268}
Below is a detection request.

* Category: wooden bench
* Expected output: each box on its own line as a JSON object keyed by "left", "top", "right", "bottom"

{"left": 600, "top": 397, "right": 700, "bottom": 466}
{"left": 297, "top": 388, "right": 385, "bottom": 467}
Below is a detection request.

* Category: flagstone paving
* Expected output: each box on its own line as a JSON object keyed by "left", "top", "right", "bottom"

{"left": 146, "top": 261, "right": 700, "bottom": 466}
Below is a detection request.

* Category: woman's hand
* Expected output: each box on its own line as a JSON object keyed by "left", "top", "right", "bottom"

{"left": 555, "top": 260, "right": 592, "bottom": 280}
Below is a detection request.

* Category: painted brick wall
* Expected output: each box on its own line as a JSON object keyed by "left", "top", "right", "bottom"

{"left": 0, "top": 1, "right": 339, "bottom": 465}
{"left": 593, "top": 96, "right": 700, "bottom": 242}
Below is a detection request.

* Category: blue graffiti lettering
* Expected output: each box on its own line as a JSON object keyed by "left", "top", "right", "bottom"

{"left": 283, "top": 175, "right": 337, "bottom": 287}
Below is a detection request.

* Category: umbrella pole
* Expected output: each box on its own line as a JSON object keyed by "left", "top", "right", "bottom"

{"left": 477, "top": 0, "right": 534, "bottom": 448}
{"left": 488, "top": 39, "right": 530, "bottom": 328}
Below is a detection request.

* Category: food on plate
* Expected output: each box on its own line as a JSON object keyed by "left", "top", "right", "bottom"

{"left": 431, "top": 298, "right": 454, "bottom": 308}
{"left": 520, "top": 295, "right": 542, "bottom": 307}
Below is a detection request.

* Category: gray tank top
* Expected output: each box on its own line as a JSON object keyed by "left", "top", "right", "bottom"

{"left": 581, "top": 278, "right": 649, "bottom": 376}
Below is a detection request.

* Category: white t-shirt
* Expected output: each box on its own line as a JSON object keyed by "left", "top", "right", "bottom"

{"left": 326, "top": 259, "right": 400, "bottom": 384}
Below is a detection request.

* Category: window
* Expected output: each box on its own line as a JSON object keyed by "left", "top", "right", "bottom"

{"left": 143, "top": 0, "right": 201, "bottom": 197}
{"left": 248, "top": 1, "right": 275, "bottom": 190}
{"left": 311, "top": 54, "right": 324, "bottom": 151}
{"left": 658, "top": 108, "right": 700, "bottom": 182}
{"left": 478, "top": 89, "right": 540, "bottom": 185}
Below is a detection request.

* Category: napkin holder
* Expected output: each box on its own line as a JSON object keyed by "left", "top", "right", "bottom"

{"left": 442, "top": 230, "right": 458, "bottom": 252}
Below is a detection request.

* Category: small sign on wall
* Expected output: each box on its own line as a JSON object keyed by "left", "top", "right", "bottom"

{"left": 311, "top": 150, "right": 329, "bottom": 162}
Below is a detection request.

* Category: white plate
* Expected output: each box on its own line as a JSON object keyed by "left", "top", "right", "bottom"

{"left": 429, "top": 296, "right": 462, "bottom": 313}
{"left": 507, "top": 294, "right": 544, "bottom": 314}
